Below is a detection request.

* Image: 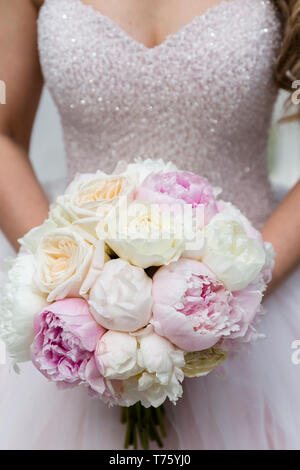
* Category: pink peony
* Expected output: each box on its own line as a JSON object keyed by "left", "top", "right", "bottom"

{"left": 83, "top": 356, "right": 120, "bottom": 405}
{"left": 31, "top": 298, "right": 106, "bottom": 387}
{"left": 135, "top": 171, "right": 218, "bottom": 224}
{"left": 151, "top": 258, "right": 264, "bottom": 352}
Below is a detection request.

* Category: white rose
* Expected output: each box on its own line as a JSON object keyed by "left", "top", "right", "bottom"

{"left": 48, "top": 201, "right": 99, "bottom": 243}
{"left": 89, "top": 259, "right": 152, "bottom": 331}
{"left": 102, "top": 201, "right": 185, "bottom": 269}
{"left": 34, "top": 227, "right": 94, "bottom": 302}
{"left": 79, "top": 241, "right": 109, "bottom": 297}
{"left": 96, "top": 330, "right": 185, "bottom": 408}
{"left": 202, "top": 212, "right": 266, "bottom": 291}
{"left": 113, "top": 158, "right": 178, "bottom": 186}
{"left": 0, "top": 254, "right": 48, "bottom": 363}
{"left": 19, "top": 212, "right": 92, "bottom": 253}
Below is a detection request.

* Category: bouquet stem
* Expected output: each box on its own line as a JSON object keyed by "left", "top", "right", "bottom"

{"left": 121, "top": 403, "right": 166, "bottom": 449}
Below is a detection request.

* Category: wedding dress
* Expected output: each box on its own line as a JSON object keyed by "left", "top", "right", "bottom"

{"left": 1, "top": 0, "right": 300, "bottom": 449}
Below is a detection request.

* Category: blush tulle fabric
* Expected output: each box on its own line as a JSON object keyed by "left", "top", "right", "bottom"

{"left": 1, "top": 0, "right": 300, "bottom": 449}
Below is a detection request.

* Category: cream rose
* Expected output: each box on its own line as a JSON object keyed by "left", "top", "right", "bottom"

{"left": 19, "top": 219, "right": 58, "bottom": 253}
{"left": 52, "top": 171, "right": 136, "bottom": 243}
{"left": 102, "top": 201, "right": 185, "bottom": 269}
{"left": 34, "top": 228, "right": 94, "bottom": 302}
{"left": 89, "top": 259, "right": 152, "bottom": 331}
{"left": 201, "top": 212, "right": 266, "bottom": 291}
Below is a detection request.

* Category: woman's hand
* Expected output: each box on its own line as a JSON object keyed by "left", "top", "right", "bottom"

{"left": 262, "top": 179, "right": 300, "bottom": 292}
{"left": 0, "top": 0, "right": 49, "bottom": 250}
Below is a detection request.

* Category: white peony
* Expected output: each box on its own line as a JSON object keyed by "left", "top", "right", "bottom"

{"left": 96, "top": 330, "right": 185, "bottom": 408}
{"left": 113, "top": 157, "right": 178, "bottom": 186}
{"left": 89, "top": 259, "right": 152, "bottom": 331}
{"left": 0, "top": 254, "right": 48, "bottom": 363}
{"left": 102, "top": 200, "right": 185, "bottom": 269}
{"left": 95, "top": 330, "right": 141, "bottom": 380}
{"left": 201, "top": 211, "right": 266, "bottom": 291}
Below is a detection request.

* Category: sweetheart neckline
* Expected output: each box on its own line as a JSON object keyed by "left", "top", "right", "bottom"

{"left": 51, "top": 0, "right": 244, "bottom": 52}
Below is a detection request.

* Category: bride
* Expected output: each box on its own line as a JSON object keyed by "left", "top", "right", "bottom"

{"left": 0, "top": 0, "right": 300, "bottom": 450}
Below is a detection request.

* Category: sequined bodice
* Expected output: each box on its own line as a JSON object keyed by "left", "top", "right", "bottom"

{"left": 38, "top": 0, "right": 282, "bottom": 227}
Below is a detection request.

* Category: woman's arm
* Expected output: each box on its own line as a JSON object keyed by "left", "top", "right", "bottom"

{"left": 262, "top": 180, "right": 300, "bottom": 290}
{"left": 0, "top": 0, "right": 49, "bottom": 251}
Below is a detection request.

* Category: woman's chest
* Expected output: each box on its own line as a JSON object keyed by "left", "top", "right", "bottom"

{"left": 38, "top": 0, "right": 282, "bottom": 122}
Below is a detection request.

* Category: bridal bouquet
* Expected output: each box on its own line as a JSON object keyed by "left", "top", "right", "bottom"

{"left": 0, "top": 159, "right": 274, "bottom": 449}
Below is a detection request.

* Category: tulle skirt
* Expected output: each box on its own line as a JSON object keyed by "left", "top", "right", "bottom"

{"left": 0, "top": 181, "right": 299, "bottom": 450}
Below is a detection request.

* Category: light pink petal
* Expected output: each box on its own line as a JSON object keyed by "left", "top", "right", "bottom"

{"left": 151, "top": 304, "right": 219, "bottom": 352}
